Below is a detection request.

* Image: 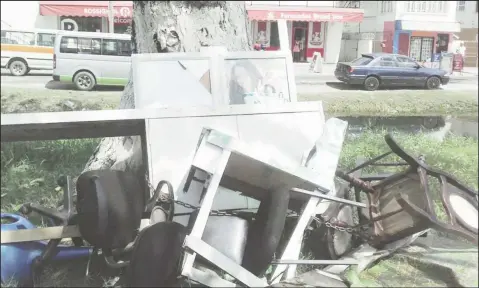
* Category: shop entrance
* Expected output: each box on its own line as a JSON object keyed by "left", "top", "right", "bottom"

{"left": 292, "top": 21, "right": 308, "bottom": 62}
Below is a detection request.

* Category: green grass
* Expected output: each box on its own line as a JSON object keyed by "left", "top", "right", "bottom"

{"left": 2, "top": 87, "right": 477, "bottom": 117}
{"left": 299, "top": 90, "right": 479, "bottom": 117}
{"left": 1, "top": 139, "right": 100, "bottom": 215}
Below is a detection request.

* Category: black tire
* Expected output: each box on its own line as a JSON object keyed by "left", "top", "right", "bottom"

{"left": 9, "top": 59, "right": 28, "bottom": 76}
{"left": 73, "top": 71, "right": 96, "bottom": 91}
{"left": 308, "top": 181, "right": 357, "bottom": 260}
{"left": 127, "top": 222, "right": 187, "bottom": 287}
{"left": 425, "top": 76, "right": 441, "bottom": 90}
{"left": 364, "top": 76, "right": 380, "bottom": 91}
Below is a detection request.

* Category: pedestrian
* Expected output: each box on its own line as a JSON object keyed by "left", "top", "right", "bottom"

{"left": 293, "top": 41, "right": 300, "bottom": 62}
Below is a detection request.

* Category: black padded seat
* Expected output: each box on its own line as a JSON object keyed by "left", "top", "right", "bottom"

{"left": 76, "top": 170, "right": 145, "bottom": 249}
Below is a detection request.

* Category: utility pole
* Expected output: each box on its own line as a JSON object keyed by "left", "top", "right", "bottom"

{"left": 108, "top": 1, "right": 115, "bottom": 33}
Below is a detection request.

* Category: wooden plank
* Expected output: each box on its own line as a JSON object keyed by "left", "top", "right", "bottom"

{"left": 1, "top": 225, "right": 81, "bottom": 244}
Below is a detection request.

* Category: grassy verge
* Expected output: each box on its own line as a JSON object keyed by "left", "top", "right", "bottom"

{"left": 2, "top": 87, "right": 477, "bottom": 117}
{"left": 1, "top": 87, "right": 121, "bottom": 113}
{"left": 299, "top": 90, "right": 478, "bottom": 117}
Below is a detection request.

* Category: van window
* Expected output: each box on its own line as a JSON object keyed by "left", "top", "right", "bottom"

{"left": 78, "top": 38, "right": 93, "bottom": 54}
{"left": 118, "top": 40, "right": 131, "bottom": 56}
{"left": 37, "top": 33, "right": 56, "bottom": 47}
{"left": 60, "top": 36, "right": 79, "bottom": 53}
{"left": 1, "top": 31, "right": 35, "bottom": 45}
{"left": 60, "top": 36, "right": 103, "bottom": 54}
{"left": 102, "top": 39, "right": 118, "bottom": 56}
{"left": 92, "top": 39, "right": 101, "bottom": 55}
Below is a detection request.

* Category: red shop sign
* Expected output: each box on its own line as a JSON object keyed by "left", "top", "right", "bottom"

{"left": 247, "top": 10, "right": 364, "bottom": 22}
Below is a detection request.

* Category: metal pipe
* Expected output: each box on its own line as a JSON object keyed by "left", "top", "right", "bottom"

{"left": 291, "top": 187, "right": 367, "bottom": 208}
{"left": 108, "top": 1, "right": 115, "bottom": 33}
{"left": 271, "top": 259, "right": 358, "bottom": 265}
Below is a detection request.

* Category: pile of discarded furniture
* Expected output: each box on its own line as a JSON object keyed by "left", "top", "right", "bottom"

{"left": 1, "top": 50, "right": 477, "bottom": 287}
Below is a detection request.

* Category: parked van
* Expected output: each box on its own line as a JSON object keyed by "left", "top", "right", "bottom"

{"left": 53, "top": 31, "right": 132, "bottom": 91}
{"left": 1, "top": 28, "right": 58, "bottom": 76}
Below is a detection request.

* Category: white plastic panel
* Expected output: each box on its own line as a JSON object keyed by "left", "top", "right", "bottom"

{"left": 133, "top": 59, "right": 213, "bottom": 109}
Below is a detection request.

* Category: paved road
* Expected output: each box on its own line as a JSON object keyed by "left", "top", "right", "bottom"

{"left": 2, "top": 68, "right": 478, "bottom": 93}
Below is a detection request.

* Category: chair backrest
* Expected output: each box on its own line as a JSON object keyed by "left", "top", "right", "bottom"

{"left": 76, "top": 170, "right": 145, "bottom": 249}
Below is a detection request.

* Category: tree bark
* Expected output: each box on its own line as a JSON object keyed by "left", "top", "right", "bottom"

{"left": 84, "top": 1, "right": 252, "bottom": 184}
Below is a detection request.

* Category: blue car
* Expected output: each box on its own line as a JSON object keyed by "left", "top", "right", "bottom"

{"left": 334, "top": 53, "right": 450, "bottom": 91}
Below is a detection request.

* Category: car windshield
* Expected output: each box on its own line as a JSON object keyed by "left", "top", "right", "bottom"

{"left": 351, "top": 56, "right": 373, "bottom": 66}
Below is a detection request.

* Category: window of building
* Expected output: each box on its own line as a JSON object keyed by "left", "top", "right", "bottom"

{"left": 60, "top": 16, "right": 102, "bottom": 32}
{"left": 405, "top": 1, "right": 444, "bottom": 13}
{"left": 1, "top": 31, "right": 34, "bottom": 45}
{"left": 102, "top": 39, "right": 118, "bottom": 56}
{"left": 270, "top": 21, "right": 280, "bottom": 47}
{"left": 381, "top": 1, "right": 393, "bottom": 13}
{"left": 409, "top": 37, "right": 433, "bottom": 62}
{"left": 457, "top": 1, "right": 465, "bottom": 11}
{"left": 37, "top": 33, "right": 55, "bottom": 47}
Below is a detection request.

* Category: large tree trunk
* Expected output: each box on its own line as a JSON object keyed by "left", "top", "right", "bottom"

{"left": 84, "top": 1, "right": 252, "bottom": 184}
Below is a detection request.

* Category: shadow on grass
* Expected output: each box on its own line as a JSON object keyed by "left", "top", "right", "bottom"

{"left": 45, "top": 80, "right": 125, "bottom": 92}
{"left": 325, "top": 82, "right": 433, "bottom": 91}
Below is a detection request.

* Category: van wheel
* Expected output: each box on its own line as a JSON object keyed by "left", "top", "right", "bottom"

{"left": 74, "top": 71, "right": 96, "bottom": 91}
{"left": 9, "top": 60, "right": 28, "bottom": 76}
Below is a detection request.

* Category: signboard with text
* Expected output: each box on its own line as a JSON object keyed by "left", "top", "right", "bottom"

{"left": 247, "top": 10, "right": 364, "bottom": 22}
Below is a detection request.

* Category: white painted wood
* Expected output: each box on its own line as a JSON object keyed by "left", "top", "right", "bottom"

{"left": 181, "top": 150, "right": 231, "bottom": 279}
{"left": 1, "top": 226, "right": 81, "bottom": 244}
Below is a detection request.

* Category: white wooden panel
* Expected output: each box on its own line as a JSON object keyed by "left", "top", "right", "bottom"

{"left": 146, "top": 116, "right": 244, "bottom": 226}
{"left": 236, "top": 110, "right": 325, "bottom": 168}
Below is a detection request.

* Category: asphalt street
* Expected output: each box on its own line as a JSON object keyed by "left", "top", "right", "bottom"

{"left": 1, "top": 68, "right": 478, "bottom": 93}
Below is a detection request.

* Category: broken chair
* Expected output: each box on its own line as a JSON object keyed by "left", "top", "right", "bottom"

{"left": 336, "top": 133, "right": 478, "bottom": 249}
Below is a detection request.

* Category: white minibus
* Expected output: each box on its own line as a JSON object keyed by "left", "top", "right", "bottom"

{"left": 1, "top": 28, "right": 58, "bottom": 76}
{"left": 53, "top": 31, "right": 131, "bottom": 91}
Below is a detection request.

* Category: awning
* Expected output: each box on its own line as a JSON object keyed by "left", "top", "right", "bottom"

{"left": 246, "top": 6, "right": 363, "bottom": 22}
{"left": 39, "top": 1, "right": 133, "bottom": 18}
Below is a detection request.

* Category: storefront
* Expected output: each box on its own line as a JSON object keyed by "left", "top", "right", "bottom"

{"left": 39, "top": 1, "right": 132, "bottom": 33}
{"left": 246, "top": 6, "right": 364, "bottom": 63}
{"left": 393, "top": 20, "right": 461, "bottom": 62}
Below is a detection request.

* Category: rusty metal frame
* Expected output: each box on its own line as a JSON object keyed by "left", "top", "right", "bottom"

{"left": 335, "top": 133, "right": 478, "bottom": 247}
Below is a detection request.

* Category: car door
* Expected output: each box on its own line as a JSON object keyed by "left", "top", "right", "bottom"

{"left": 396, "top": 56, "right": 422, "bottom": 86}
{"left": 370, "top": 56, "right": 400, "bottom": 86}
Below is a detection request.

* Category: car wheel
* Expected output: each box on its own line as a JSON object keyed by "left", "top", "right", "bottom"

{"left": 74, "top": 71, "right": 96, "bottom": 91}
{"left": 426, "top": 76, "right": 441, "bottom": 90}
{"left": 364, "top": 76, "right": 380, "bottom": 91}
{"left": 9, "top": 60, "right": 28, "bottom": 76}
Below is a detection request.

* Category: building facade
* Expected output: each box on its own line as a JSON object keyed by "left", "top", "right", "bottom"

{"left": 2, "top": 1, "right": 363, "bottom": 64}
{"left": 343, "top": 1, "right": 461, "bottom": 62}
{"left": 1, "top": 1, "right": 132, "bottom": 34}
{"left": 455, "top": 1, "right": 478, "bottom": 67}
{"left": 246, "top": 1, "right": 364, "bottom": 63}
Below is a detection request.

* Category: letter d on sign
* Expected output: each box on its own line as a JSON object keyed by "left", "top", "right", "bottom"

{"left": 61, "top": 18, "right": 79, "bottom": 31}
